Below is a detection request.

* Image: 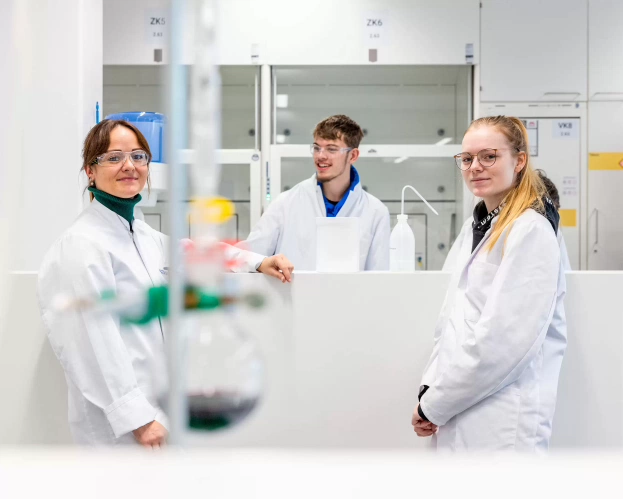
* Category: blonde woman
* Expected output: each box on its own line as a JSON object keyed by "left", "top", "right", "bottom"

{"left": 412, "top": 116, "right": 566, "bottom": 452}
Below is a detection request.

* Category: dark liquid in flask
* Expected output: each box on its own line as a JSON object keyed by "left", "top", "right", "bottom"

{"left": 187, "top": 392, "right": 259, "bottom": 432}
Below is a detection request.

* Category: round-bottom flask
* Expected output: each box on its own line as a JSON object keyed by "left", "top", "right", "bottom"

{"left": 185, "top": 308, "right": 263, "bottom": 432}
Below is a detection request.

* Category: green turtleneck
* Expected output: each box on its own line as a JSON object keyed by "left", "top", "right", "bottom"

{"left": 88, "top": 187, "right": 141, "bottom": 227}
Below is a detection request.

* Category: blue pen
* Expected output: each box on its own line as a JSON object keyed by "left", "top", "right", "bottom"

{"left": 95, "top": 102, "right": 100, "bottom": 124}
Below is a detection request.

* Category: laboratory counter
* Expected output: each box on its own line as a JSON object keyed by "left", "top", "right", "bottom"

{"left": 1, "top": 271, "right": 622, "bottom": 448}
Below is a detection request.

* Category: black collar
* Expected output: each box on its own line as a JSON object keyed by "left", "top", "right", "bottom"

{"left": 472, "top": 201, "right": 502, "bottom": 232}
{"left": 470, "top": 197, "right": 560, "bottom": 253}
{"left": 471, "top": 201, "right": 502, "bottom": 252}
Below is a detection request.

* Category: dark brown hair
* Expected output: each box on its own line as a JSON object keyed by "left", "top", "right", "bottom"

{"left": 313, "top": 114, "right": 364, "bottom": 149}
{"left": 81, "top": 119, "right": 152, "bottom": 200}
{"left": 537, "top": 169, "right": 560, "bottom": 209}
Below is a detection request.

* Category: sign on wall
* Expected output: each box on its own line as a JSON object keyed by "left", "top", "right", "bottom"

{"left": 553, "top": 119, "right": 579, "bottom": 139}
{"left": 589, "top": 153, "right": 623, "bottom": 171}
{"left": 363, "top": 11, "right": 389, "bottom": 48}
{"left": 146, "top": 10, "right": 167, "bottom": 45}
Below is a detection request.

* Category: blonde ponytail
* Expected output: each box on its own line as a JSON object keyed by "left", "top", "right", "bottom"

{"left": 466, "top": 116, "right": 547, "bottom": 251}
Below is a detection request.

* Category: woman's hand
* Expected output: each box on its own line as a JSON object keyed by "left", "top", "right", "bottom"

{"left": 412, "top": 405, "right": 438, "bottom": 437}
{"left": 133, "top": 420, "right": 168, "bottom": 448}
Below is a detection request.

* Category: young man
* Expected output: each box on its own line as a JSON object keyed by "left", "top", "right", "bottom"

{"left": 240, "top": 114, "right": 390, "bottom": 271}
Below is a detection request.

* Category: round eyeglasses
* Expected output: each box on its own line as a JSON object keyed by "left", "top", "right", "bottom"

{"left": 94, "top": 150, "right": 150, "bottom": 167}
{"left": 453, "top": 148, "right": 500, "bottom": 171}
{"left": 453, "top": 148, "right": 521, "bottom": 171}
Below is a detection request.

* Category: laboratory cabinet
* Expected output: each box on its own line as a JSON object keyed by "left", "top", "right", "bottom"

{"left": 516, "top": 116, "right": 582, "bottom": 269}
{"left": 587, "top": 101, "right": 623, "bottom": 270}
{"left": 103, "top": 0, "right": 480, "bottom": 66}
{"left": 480, "top": 102, "right": 586, "bottom": 269}
{"left": 588, "top": 0, "right": 623, "bottom": 100}
{"left": 480, "top": 0, "right": 588, "bottom": 102}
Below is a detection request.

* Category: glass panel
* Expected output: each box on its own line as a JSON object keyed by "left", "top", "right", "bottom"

{"left": 220, "top": 67, "right": 258, "bottom": 149}
{"left": 275, "top": 66, "right": 470, "bottom": 145}
{"left": 103, "top": 65, "right": 257, "bottom": 149}
{"left": 281, "top": 156, "right": 462, "bottom": 270}
{"left": 214, "top": 163, "right": 252, "bottom": 242}
{"left": 140, "top": 163, "right": 252, "bottom": 242}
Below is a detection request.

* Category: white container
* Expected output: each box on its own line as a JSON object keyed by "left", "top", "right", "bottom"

{"left": 315, "top": 217, "right": 360, "bottom": 272}
{"left": 390, "top": 214, "right": 415, "bottom": 272}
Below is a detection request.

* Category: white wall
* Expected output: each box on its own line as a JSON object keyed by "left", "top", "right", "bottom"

{"left": 5, "top": 0, "right": 103, "bottom": 273}
{"left": 0, "top": 275, "right": 71, "bottom": 445}
{"left": 0, "top": 1, "right": 18, "bottom": 341}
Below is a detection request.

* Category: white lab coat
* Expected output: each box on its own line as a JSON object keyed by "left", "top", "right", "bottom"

{"left": 419, "top": 208, "right": 566, "bottom": 452}
{"left": 38, "top": 199, "right": 262, "bottom": 445}
{"left": 242, "top": 175, "right": 390, "bottom": 270}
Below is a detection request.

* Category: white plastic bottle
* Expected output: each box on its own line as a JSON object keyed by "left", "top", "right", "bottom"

{"left": 390, "top": 214, "right": 415, "bottom": 271}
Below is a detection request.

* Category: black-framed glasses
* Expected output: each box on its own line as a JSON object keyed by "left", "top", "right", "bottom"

{"left": 453, "top": 148, "right": 518, "bottom": 171}
{"left": 94, "top": 150, "right": 150, "bottom": 167}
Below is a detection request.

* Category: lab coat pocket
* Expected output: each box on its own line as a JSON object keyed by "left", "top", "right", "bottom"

{"left": 457, "top": 384, "right": 521, "bottom": 450}
{"left": 464, "top": 261, "right": 499, "bottom": 324}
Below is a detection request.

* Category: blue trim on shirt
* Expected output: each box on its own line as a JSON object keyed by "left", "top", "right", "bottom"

{"left": 319, "top": 166, "right": 360, "bottom": 217}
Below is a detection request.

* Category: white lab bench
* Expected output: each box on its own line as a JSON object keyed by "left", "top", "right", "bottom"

{"left": 1, "top": 271, "right": 622, "bottom": 449}
{"left": 1, "top": 448, "right": 622, "bottom": 498}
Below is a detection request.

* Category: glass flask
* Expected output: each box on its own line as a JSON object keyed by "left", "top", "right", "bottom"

{"left": 184, "top": 307, "right": 264, "bottom": 432}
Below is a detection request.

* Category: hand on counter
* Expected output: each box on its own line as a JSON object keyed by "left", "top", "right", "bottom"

{"left": 412, "top": 405, "right": 438, "bottom": 437}
{"left": 258, "top": 254, "right": 294, "bottom": 283}
{"left": 133, "top": 420, "right": 168, "bottom": 449}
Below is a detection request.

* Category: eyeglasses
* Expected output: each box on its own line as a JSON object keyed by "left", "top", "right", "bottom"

{"left": 310, "top": 144, "right": 354, "bottom": 156}
{"left": 94, "top": 150, "right": 150, "bottom": 167}
{"left": 453, "top": 148, "right": 519, "bottom": 171}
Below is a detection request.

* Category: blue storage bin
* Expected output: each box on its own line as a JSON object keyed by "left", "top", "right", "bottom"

{"left": 105, "top": 112, "right": 167, "bottom": 163}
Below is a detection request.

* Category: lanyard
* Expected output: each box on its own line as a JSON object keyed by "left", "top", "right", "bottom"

{"left": 472, "top": 204, "right": 502, "bottom": 232}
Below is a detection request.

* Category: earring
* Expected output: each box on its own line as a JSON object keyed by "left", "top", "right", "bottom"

{"left": 89, "top": 179, "right": 95, "bottom": 187}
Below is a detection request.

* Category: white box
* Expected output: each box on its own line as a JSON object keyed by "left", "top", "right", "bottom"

{"left": 315, "top": 217, "right": 360, "bottom": 273}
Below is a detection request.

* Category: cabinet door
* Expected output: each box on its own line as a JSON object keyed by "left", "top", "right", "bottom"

{"left": 523, "top": 118, "right": 581, "bottom": 269}
{"left": 480, "top": 0, "right": 588, "bottom": 102}
{"left": 589, "top": 0, "right": 623, "bottom": 99}
{"left": 588, "top": 102, "right": 623, "bottom": 270}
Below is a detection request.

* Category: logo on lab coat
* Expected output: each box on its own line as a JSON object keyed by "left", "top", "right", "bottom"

{"left": 159, "top": 267, "right": 169, "bottom": 276}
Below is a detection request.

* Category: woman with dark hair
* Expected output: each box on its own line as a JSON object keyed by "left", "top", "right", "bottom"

{"left": 537, "top": 169, "right": 571, "bottom": 270}
{"left": 38, "top": 120, "right": 286, "bottom": 447}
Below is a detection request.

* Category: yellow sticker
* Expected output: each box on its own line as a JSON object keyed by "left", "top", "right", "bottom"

{"left": 559, "top": 209, "right": 577, "bottom": 228}
{"left": 189, "top": 197, "right": 235, "bottom": 224}
{"left": 589, "top": 153, "right": 623, "bottom": 171}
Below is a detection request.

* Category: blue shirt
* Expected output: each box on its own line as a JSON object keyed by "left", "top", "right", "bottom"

{"left": 319, "top": 166, "right": 360, "bottom": 217}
